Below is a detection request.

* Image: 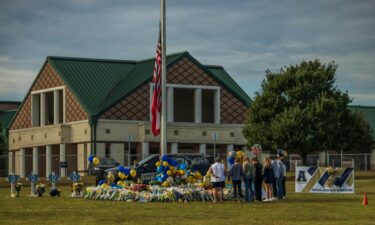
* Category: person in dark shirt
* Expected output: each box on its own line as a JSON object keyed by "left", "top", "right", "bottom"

{"left": 229, "top": 157, "right": 244, "bottom": 201}
{"left": 262, "top": 157, "right": 274, "bottom": 201}
{"left": 252, "top": 157, "right": 263, "bottom": 201}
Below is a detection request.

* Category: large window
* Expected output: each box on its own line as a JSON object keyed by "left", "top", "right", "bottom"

{"left": 150, "top": 84, "right": 220, "bottom": 124}
{"left": 202, "top": 89, "right": 215, "bottom": 123}
{"left": 174, "top": 88, "right": 195, "bottom": 122}
{"left": 31, "top": 88, "right": 64, "bottom": 127}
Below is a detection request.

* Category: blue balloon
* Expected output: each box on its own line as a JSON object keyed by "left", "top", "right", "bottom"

{"left": 157, "top": 166, "right": 163, "bottom": 173}
{"left": 161, "top": 155, "right": 169, "bottom": 162}
{"left": 118, "top": 166, "right": 125, "bottom": 173}
{"left": 227, "top": 157, "right": 235, "bottom": 165}
{"left": 88, "top": 155, "right": 94, "bottom": 163}
{"left": 171, "top": 160, "right": 178, "bottom": 167}
{"left": 124, "top": 168, "right": 130, "bottom": 176}
{"left": 179, "top": 163, "right": 187, "bottom": 170}
{"left": 156, "top": 176, "right": 163, "bottom": 182}
{"left": 98, "top": 180, "right": 106, "bottom": 185}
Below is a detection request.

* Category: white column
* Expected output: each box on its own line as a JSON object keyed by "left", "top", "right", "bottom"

{"left": 60, "top": 144, "right": 66, "bottom": 177}
{"left": 31, "top": 94, "right": 40, "bottom": 126}
{"left": 8, "top": 152, "right": 13, "bottom": 174}
{"left": 19, "top": 149, "right": 25, "bottom": 177}
{"left": 199, "top": 144, "right": 206, "bottom": 155}
{"left": 40, "top": 92, "right": 46, "bottom": 126}
{"left": 171, "top": 143, "right": 178, "bottom": 154}
{"left": 167, "top": 87, "right": 174, "bottom": 122}
{"left": 53, "top": 90, "right": 60, "bottom": 124}
{"left": 46, "top": 145, "right": 52, "bottom": 176}
{"left": 32, "top": 147, "right": 38, "bottom": 174}
{"left": 195, "top": 88, "right": 202, "bottom": 123}
{"left": 226, "top": 144, "right": 234, "bottom": 170}
{"left": 142, "top": 142, "right": 149, "bottom": 159}
{"left": 214, "top": 89, "right": 220, "bottom": 124}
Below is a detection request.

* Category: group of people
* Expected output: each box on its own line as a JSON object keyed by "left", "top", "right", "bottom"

{"left": 208, "top": 153, "right": 287, "bottom": 203}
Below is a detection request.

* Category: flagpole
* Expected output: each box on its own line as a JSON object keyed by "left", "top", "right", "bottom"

{"left": 160, "top": 0, "right": 167, "bottom": 155}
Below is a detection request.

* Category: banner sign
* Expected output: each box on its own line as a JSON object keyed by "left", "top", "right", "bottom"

{"left": 295, "top": 166, "right": 354, "bottom": 194}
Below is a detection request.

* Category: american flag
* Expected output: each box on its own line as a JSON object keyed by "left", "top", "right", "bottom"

{"left": 151, "top": 29, "right": 162, "bottom": 136}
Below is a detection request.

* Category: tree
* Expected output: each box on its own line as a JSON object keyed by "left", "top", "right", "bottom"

{"left": 242, "top": 59, "right": 374, "bottom": 163}
{"left": 0, "top": 123, "right": 5, "bottom": 156}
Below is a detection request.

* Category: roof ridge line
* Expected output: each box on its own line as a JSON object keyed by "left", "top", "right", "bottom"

{"left": 203, "top": 64, "right": 223, "bottom": 68}
{"left": 47, "top": 56, "right": 137, "bottom": 64}
{"left": 137, "top": 51, "right": 188, "bottom": 63}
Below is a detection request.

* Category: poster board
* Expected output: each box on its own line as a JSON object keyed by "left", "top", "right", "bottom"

{"left": 295, "top": 166, "right": 354, "bottom": 193}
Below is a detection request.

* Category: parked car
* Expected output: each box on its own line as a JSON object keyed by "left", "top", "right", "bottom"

{"left": 89, "top": 157, "right": 120, "bottom": 176}
{"left": 95, "top": 154, "right": 214, "bottom": 185}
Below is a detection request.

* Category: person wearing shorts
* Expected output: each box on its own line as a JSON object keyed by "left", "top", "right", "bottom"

{"left": 208, "top": 158, "right": 226, "bottom": 203}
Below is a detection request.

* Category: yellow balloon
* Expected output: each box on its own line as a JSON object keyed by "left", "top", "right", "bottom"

{"left": 167, "top": 170, "right": 173, "bottom": 176}
{"left": 163, "top": 161, "right": 169, "bottom": 167}
{"left": 169, "top": 166, "right": 174, "bottom": 171}
{"left": 130, "top": 169, "right": 137, "bottom": 177}
{"left": 178, "top": 170, "right": 185, "bottom": 175}
{"left": 101, "top": 183, "right": 109, "bottom": 189}
{"left": 162, "top": 181, "right": 169, "bottom": 187}
{"left": 195, "top": 171, "right": 202, "bottom": 179}
{"left": 236, "top": 151, "right": 245, "bottom": 159}
{"left": 118, "top": 172, "right": 125, "bottom": 179}
{"left": 156, "top": 161, "right": 161, "bottom": 167}
{"left": 117, "top": 180, "right": 125, "bottom": 186}
{"left": 93, "top": 157, "right": 100, "bottom": 165}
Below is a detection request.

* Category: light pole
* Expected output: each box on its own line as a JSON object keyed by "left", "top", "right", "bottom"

{"left": 212, "top": 132, "right": 218, "bottom": 158}
{"left": 127, "top": 134, "right": 133, "bottom": 167}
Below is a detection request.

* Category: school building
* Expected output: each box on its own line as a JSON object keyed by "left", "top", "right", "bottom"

{"left": 7, "top": 51, "right": 251, "bottom": 177}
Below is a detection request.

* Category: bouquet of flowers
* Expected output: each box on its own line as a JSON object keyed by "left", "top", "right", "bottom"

{"left": 72, "top": 183, "right": 84, "bottom": 197}
{"left": 15, "top": 183, "right": 22, "bottom": 197}
{"left": 35, "top": 183, "right": 46, "bottom": 197}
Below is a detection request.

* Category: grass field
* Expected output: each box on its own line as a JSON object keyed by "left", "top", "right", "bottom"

{"left": 0, "top": 172, "right": 374, "bottom": 225}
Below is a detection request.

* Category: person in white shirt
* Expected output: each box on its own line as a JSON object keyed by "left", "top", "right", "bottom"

{"left": 208, "top": 158, "right": 226, "bottom": 203}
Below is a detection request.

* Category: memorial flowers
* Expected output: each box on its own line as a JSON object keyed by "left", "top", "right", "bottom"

{"left": 35, "top": 183, "right": 46, "bottom": 197}
{"left": 72, "top": 183, "right": 84, "bottom": 197}
{"left": 15, "top": 183, "right": 22, "bottom": 197}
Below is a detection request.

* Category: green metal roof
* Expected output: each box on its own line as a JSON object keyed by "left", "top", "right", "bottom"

{"left": 348, "top": 105, "right": 375, "bottom": 139}
{"left": 0, "top": 110, "right": 17, "bottom": 130}
{"left": 48, "top": 56, "right": 137, "bottom": 116}
{"left": 204, "top": 65, "right": 251, "bottom": 106}
{"left": 34, "top": 51, "right": 250, "bottom": 124}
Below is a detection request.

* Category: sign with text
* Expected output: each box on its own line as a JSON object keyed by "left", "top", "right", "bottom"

{"left": 60, "top": 161, "right": 68, "bottom": 168}
{"left": 295, "top": 166, "right": 354, "bottom": 194}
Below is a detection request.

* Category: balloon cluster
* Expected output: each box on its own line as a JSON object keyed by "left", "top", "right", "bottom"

{"left": 88, "top": 155, "right": 100, "bottom": 166}
{"left": 117, "top": 166, "right": 137, "bottom": 182}
{"left": 153, "top": 155, "right": 202, "bottom": 187}
{"left": 227, "top": 150, "right": 246, "bottom": 166}
{"left": 252, "top": 144, "right": 262, "bottom": 155}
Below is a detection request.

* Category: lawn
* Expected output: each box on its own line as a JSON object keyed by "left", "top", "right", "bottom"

{"left": 0, "top": 172, "right": 374, "bottom": 225}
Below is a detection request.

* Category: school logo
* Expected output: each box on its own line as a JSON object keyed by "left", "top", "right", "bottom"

{"left": 297, "top": 170, "right": 307, "bottom": 183}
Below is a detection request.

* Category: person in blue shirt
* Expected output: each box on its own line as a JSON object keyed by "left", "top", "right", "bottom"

{"left": 272, "top": 153, "right": 285, "bottom": 199}
{"left": 229, "top": 157, "right": 243, "bottom": 201}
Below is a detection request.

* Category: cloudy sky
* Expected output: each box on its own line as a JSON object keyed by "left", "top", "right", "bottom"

{"left": 1, "top": 0, "right": 374, "bottom": 105}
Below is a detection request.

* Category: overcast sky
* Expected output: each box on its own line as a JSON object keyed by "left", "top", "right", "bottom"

{"left": 1, "top": 0, "right": 374, "bottom": 105}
